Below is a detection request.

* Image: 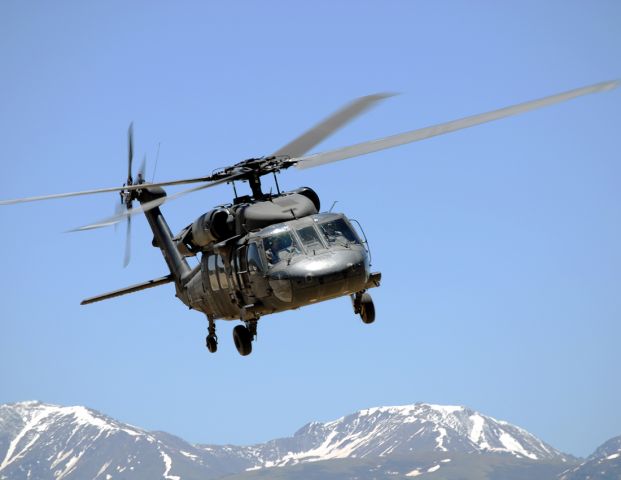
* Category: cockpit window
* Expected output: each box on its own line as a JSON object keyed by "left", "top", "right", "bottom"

{"left": 297, "top": 225, "right": 324, "bottom": 251}
{"left": 319, "top": 218, "right": 359, "bottom": 246}
{"left": 263, "top": 230, "right": 301, "bottom": 267}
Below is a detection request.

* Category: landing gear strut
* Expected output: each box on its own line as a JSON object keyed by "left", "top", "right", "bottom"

{"left": 353, "top": 291, "right": 375, "bottom": 324}
{"left": 205, "top": 316, "right": 218, "bottom": 353}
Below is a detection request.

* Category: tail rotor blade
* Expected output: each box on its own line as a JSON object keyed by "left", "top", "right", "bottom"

{"left": 138, "top": 155, "right": 147, "bottom": 184}
{"left": 127, "top": 122, "right": 134, "bottom": 184}
{"left": 114, "top": 203, "right": 124, "bottom": 232}
{"left": 123, "top": 216, "right": 132, "bottom": 268}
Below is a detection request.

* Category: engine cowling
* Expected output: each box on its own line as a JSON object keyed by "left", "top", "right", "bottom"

{"left": 236, "top": 192, "right": 319, "bottom": 233}
{"left": 176, "top": 208, "right": 233, "bottom": 255}
{"left": 192, "top": 208, "right": 232, "bottom": 246}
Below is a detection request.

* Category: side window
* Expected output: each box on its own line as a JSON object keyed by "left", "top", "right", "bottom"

{"left": 237, "top": 246, "right": 251, "bottom": 290}
{"left": 232, "top": 250, "right": 242, "bottom": 289}
{"left": 238, "top": 246, "right": 248, "bottom": 271}
{"left": 208, "top": 255, "right": 219, "bottom": 291}
{"left": 216, "top": 254, "right": 229, "bottom": 289}
{"left": 247, "top": 243, "right": 264, "bottom": 272}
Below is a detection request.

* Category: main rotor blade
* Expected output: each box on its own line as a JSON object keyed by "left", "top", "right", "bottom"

{"left": 272, "top": 92, "right": 396, "bottom": 158}
{"left": 294, "top": 80, "right": 619, "bottom": 169}
{"left": 69, "top": 172, "right": 246, "bottom": 232}
{"left": 0, "top": 174, "right": 216, "bottom": 206}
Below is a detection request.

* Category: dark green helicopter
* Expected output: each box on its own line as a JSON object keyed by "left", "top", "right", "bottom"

{"left": 1, "top": 80, "right": 617, "bottom": 355}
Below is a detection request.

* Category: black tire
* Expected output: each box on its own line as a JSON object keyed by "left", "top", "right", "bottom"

{"left": 233, "top": 325, "right": 253, "bottom": 356}
{"left": 360, "top": 292, "right": 375, "bottom": 324}
{"left": 206, "top": 335, "right": 218, "bottom": 353}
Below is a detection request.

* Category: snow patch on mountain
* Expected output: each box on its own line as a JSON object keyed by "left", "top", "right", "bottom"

{"left": 159, "top": 449, "right": 179, "bottom": 480}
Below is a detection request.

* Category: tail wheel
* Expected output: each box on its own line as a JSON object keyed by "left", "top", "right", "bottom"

{"left": 233, "top": 325, "right": 253, "bottom": 356}
{"left": 360, "top": 292, "right": 375, "bottom": 324}
{"left": 206, "top": 335, "right": 218, "bottom": 353}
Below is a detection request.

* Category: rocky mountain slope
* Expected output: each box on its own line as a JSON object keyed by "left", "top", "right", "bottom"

{"left": 0, "top": 401, "right": 593, "bottom": 479}
{"left": 560, "top": 435, "right": 621, "bottom": 480}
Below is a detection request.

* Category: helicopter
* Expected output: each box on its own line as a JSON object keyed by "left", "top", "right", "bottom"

{"left": 1, "top": 80, "right": 617, "bottom": 356}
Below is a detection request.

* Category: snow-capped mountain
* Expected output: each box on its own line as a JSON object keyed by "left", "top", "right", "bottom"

{"left": 230, "top": 403, "right": 570, "bottom": 470}
{"left": 0, "top": 401, "right": 578, "bottom": 480}
{"left": 560, "top": 435, "right": 621, "bottom": 480}
{"left": 0, "top": 401, "right": 246, "bottom": 480}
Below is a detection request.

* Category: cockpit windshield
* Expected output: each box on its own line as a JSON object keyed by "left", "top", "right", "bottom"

{"left": 297, "top": 225, "right": 325, "bottom": 251}
{"left": 319, "top": 218, "right": 359, "bottom": 246}
{"left": 263, "top": 229, "right": 302, "bottom": 267}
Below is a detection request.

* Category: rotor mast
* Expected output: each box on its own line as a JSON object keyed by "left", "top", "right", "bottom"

{"left": 217, "top": 155, "right": 294, "bottom": 201}
{"left": 248, "top": 172, "right": 264, "bottom": 200}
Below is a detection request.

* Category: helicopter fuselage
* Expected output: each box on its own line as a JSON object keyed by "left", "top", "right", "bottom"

{"left": 182, "top": 212, "right": 379, "bottom": 321}
{"left": 135, "top": 184, "right": 380, "bottom": 354}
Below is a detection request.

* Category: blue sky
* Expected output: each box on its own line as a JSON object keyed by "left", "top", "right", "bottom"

{"left": 0, "top": 1, "right": 619, "bottom": 458}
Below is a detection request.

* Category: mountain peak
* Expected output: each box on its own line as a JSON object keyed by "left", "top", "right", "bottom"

{"left": 252, "top": 402, "right": 568, "bottom": 470}
{"left": 1, "top": 401, "right": 143, "bottom": 437}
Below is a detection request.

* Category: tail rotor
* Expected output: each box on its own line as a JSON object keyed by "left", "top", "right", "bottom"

{"left": 119, "top": 123, "right": 146, "bottom": 267}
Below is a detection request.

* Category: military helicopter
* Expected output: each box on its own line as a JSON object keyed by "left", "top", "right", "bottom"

{"left": 1, "top": 80, "right": 617, "bottom": 356}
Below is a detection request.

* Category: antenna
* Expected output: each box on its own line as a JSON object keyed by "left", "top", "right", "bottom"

{"left": 151, "top": 142, "right": 161, "bottom": 182}
{"left": 273, "top": 171, "right": 281, "bottom": 195}
{"left": 329, "top": 200, "right": 338, "bottom": 213}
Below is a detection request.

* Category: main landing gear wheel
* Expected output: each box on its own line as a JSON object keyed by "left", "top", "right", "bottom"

{"left": 233, "top": 325, "right": 253, "bottom": 356}
{"left": 360, "top": 293, "right": 375, "bottom": 324}
{"left": 353, "top": 291, "right": 375, "bottom": 324}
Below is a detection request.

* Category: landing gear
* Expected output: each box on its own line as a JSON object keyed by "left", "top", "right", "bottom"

{"left": 206, "top": 335, "right": 218, "bottom": 353}
{"left": 233, "top": 325, "right": 253, "bottom": 356}
{"left": 205, "top": 315, "right": 258, "bottom": 356}
{"left": 205, "top": 316, "right": 218, "bottom": 353}
{"left": 353, "top": 291, "right": 375, "bottom": 324}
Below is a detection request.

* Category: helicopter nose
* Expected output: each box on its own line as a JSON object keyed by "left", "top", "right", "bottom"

{"left": 285, "top": 249, "right": 369, "bottom": 303}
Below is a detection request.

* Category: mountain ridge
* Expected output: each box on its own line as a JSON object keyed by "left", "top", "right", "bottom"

{"left": 222, "top": 403, "right": 571, "bottom": 469}
{"left": 0, "top": 400, "right": 611, "bottom": 480}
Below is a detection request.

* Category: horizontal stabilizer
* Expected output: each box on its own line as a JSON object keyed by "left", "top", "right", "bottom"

{"left": 81, "top": 275, "right": 174, "bottom": 305}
